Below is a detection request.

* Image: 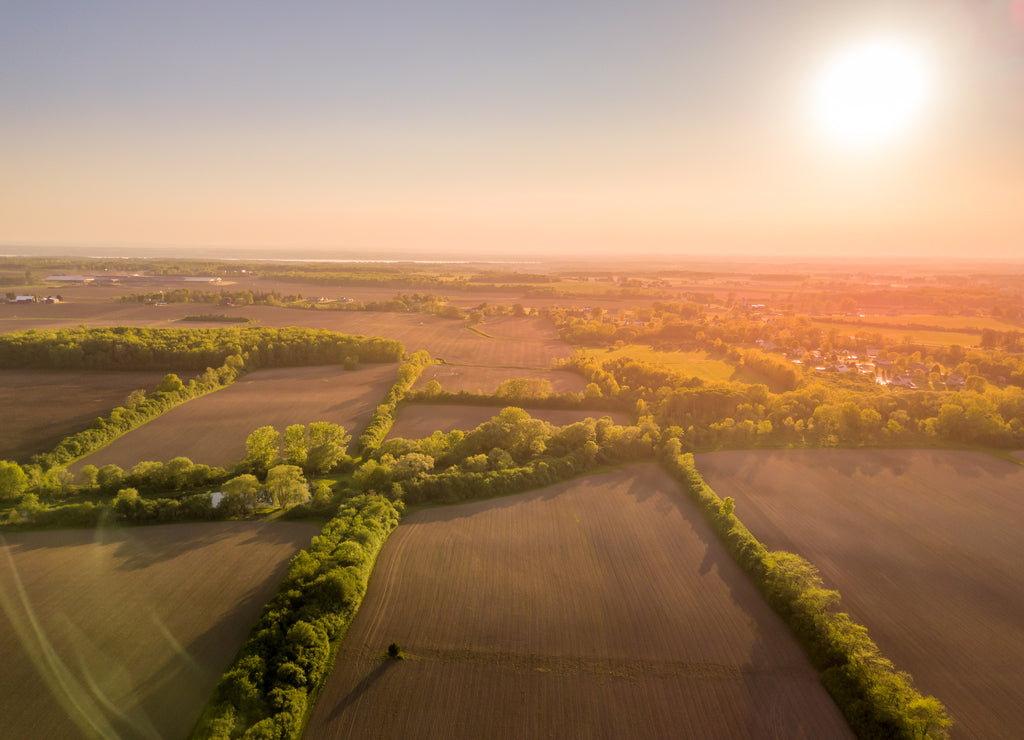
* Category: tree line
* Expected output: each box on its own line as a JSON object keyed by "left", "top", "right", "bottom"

{"left": 660, "top": 448, "right": 952, "bottom": 739}
{"left": 0, "top": 326, "right": 403, "bottom": 372}
{"left": 191, "top": 494, "right": 401, "bottom": 739}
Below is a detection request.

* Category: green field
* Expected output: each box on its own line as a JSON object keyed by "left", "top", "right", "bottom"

{"left": 812, "top": 320, "right": 980, "bottom": 348}
{"left": 579, "top": 346, "right": 738, "bottom": 383}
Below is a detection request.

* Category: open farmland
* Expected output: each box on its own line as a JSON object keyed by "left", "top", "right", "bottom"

{"left": 695, "top": 449, "right": 1024, "bottom": 739}
{"left": 305, "top": 464, "right": 852, "bottom": 739}
{"left": 0, "top": 370, "right": 174, "bottom": 462}
{"left": 0, "top": 301, "right": 575, "bottom": 369}
{"left": 69, "top": 363, "right": 396, "bottom": 471}
{"left": 580, "top": 346, "right": 739, "bottom": 383}
{"left": 388, "top": 404, "right": 632, "bottom": 439}
{"left": 0, "top": 521, "right": 318, "bottom": 739}
{"left": 412, "top": 365, "right": 588, "bottom": 394}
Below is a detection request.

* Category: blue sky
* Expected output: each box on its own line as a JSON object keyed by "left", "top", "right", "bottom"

{"left": 2, "top": 0, "right": 1023, "bottom": 259}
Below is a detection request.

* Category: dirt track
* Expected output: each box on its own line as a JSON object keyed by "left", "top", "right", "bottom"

{"left": 695, "top": 449, "right": 1024, "bottom": 739}
{"left": 305, "top": 464, "right": 852, "bottom": 739}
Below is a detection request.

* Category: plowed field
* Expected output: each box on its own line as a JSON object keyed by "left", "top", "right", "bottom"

{"left": 695, "top": 449, "right": 1024, "bottom": 739}
{"left": 388, "top": 404, "right": 631, "bottom": 439}
{"left": 0, "top": 521, "right": 317, "bottom": 739}
{"left": 0, "top": 370, "right": 174, "bottom": 462}
{"left": 69, "top": 364, "right": 396, "bottom": 471}
{"left": 305, "top": 464, "right": 852, "bottom": 739}
{"left": 0, "top": 302, "right": 574, "bottom": 369}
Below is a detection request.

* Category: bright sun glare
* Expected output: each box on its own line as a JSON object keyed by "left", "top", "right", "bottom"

{"left": 810, "top": 36, "right": 933, "bottom": 149}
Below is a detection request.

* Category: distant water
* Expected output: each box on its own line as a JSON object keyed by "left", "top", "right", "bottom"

{"left": 0, "top": 244, "right": 542, "bottom": 265}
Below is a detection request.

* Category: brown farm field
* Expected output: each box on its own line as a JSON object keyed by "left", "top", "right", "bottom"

{"left": 306, "top": 464, "right": 852, "bottom": 739}
{"left": 412, "top": 364, "right": 588, "bottom": 394}
{"left": 0, "top": 520, "right": 318, "bottom": 739}
{"left": 0, "top": 301, "right": 574, "bottom": 369}
{"left": 69, "top": 363, "right": 397, "bottom": 471}
{"left": 694, "top": 449, "right": 1024, "bottom": 739}
{"left": 388, "top": 404, "right": 632, "bottom": 439}
{"left": 0, "top": 370, "right": 175, "bottom": 463}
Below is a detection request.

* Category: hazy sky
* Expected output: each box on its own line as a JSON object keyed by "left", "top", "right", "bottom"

{"left": 2, "top": 1, "right": 1023, "bottom": 259}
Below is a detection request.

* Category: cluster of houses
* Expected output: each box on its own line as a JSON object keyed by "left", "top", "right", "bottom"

{"left": 781, "top": 345, "right": 968, "bottom": 390}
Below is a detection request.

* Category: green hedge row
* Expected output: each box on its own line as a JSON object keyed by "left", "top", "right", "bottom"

{"left": 190, "top": 494, "right": 401, "bottom": 739}
{"left": 356, "top": 351, "right": 432, "bottom": 454}
{"left": 660, "top": 447, "right": 952, "bottom": 739}
{"left": 35, "top": 362, "right": 243, "bottom": 470}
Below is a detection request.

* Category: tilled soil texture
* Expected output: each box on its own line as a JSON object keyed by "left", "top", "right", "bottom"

{"left": 305, "top": 464, "right": 853, "bottom": 739}
{"left": 0, "top": 370, "right": 176, "bottom": 462}
{"left": 69, "top": 364, "right": 396, "bottom": 471}
{"left": 388, "top": 404, "right": 632, "bottom": 439}
{"left": 0, "top": 521, "right": 318, "bottom": 739}
{"left": 0, "top": 302, "right": 575, "bottom": 369}
{"left": 695, "top": 448, "right": 1024, "bottom": 739}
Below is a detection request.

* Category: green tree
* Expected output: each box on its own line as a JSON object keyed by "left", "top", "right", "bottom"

{"left": 265, "top": 465, "right": 309, "bottom": 507}
{"left": 156, "top": 373, "right": 184, "bottom": 393}
{"left": 220, "top": 474, "right": 261, "bottom": 516}
{"left": 245, "top": 426, "right": 280, "bottom": 477}
{"left": 283, "top": 424, "right": 308, "bottom": 468}
{"left": 305, "top": 422, "right": 350, "bottom": 475}
{"left": 78, "top": 464, "right": 99, "bottom": 489}
{"left": 0, "top": 461, "right": 28, "bottom": 501}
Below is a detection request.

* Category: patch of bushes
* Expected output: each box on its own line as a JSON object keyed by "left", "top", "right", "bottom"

{"left": 191, "top": 494, "right": 401, "bottom": 739}
{"left": 660, "top": 447, "right": 952, "bottom": 739}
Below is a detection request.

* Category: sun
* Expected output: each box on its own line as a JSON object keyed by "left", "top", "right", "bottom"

{"left": 810, "top": 36, "right": 933, "bottom": 149}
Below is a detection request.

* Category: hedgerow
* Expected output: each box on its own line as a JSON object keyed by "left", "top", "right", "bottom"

{"left": 660, "top": 446, "right": 952, "bottom": 739}
{"left": 190, "top": 494, "right": 401, "bottom": 739}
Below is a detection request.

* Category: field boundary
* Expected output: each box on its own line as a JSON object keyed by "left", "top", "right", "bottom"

{"left": 660, "top": 448, "right": 952, "bottom": 739}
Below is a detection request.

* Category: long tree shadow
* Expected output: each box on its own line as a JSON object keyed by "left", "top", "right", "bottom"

{"left": 326, "top": 659, "right": 400, "bottom": 722}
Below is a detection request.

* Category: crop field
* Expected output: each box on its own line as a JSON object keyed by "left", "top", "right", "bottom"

{"left": 810, "top": 319, "right": 979, "bottom": 348}
{"left": 0, "top": 521, "right": 318, "bottom": 739}
{"left": 0, "top": 302, "right": 575, "bottom": 369}
{"left": 0, "top": 370, "right": 174, "bottom": 462}
{"left": 579, "top": 346, "right": 738, "bottom": 383}
{"left": 388, "top": 404, "right": 632, "bottom": 439}
{"left": 412, "top": 365, "right": 588, "bottom": 394}
{"left": 694, "top": 449, "right": 1024, "bottom": 739}
{"left": 69, "top": 363, "right": 397, "bottom": 471}
{"left": 305, "top": 464, "right": 852, "bottom": 738}
{"left": 239, "top": 308, "right": 574, "bottom": 368}
{"left": 827, "top": 312, "right": 1024, "bottom": 333}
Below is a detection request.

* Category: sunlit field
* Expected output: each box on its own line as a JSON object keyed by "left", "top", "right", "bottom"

{"left": 305, "top": 465, "right": 852, "bottom": 738}
{"left": 696, "top": 449, "right": 1024, "bottom": 739}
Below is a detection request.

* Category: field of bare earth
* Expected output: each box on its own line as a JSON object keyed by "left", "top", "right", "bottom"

{"left": 387, "top": 404, "right": 632, "bottom": 439}
{"left": 69, "top": 364, "right": 396, "bottom": 472}
{"left": 0, "top": 301, "right": 574, "bottom": 369}
{"left": 305, "top": 464, "right": 852, "bottom": 739}
{"left": 412, "top": 364, "right": 588, "bottom": 394}
{"left": 0, "top": 521, "right": 318, "bottom": 740}
{"left": 695, "top": 449, "right": 1024, "bottom": 739}
{"left": 0, "top": 370, "right": 174, "bottom": 463}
